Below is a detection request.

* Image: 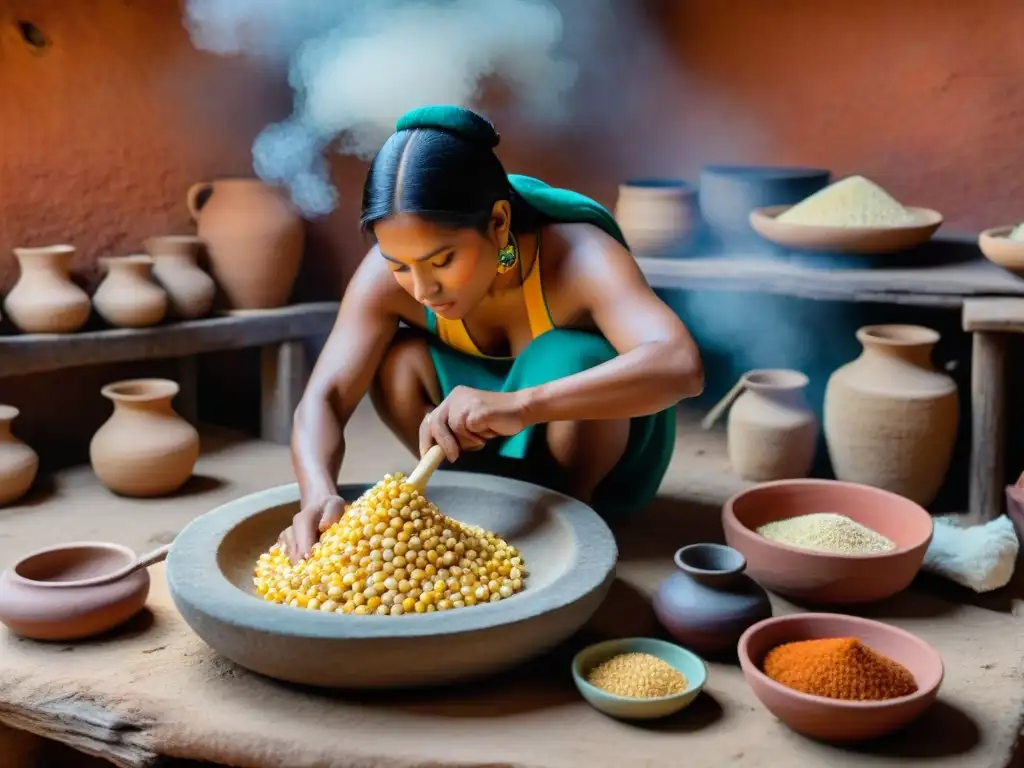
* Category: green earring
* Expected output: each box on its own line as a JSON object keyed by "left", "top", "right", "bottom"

{"left": 497, "top": 233, "right": 519, "bottom": 274}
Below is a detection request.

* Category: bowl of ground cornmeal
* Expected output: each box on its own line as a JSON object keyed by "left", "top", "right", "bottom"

{"left": 572, "top": 637, "right": 708, "bottom": 720}
{"left": 749, "top": 175, "right": 943, "bottom": 254}
{"left": 723, "top": 479, "right": 933, "bottom": 605}
{"left": 739, "top": 613, "right": 943, "bottom": 742}
{"left": 167, "top": 471, "right": 618, "bottom": 689}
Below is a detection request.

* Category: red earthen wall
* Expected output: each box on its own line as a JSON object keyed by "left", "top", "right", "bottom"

{"left": 1, "top": 0, "right": 1023, "bottom": 464}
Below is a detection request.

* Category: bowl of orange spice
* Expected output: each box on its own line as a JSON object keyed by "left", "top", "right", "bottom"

{"left": 738, "top": 613, "right": 943, "bottom": 742}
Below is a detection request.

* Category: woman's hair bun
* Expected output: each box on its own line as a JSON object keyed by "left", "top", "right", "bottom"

{"left": 394, "top": 105, "right": 500, "bottom": 149}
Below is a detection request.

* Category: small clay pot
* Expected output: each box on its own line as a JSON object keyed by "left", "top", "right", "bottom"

{"left": 652, "top": 543, "right": 772, "bottom": 655}
{"left": 93, "top": 255, "right": 168, "bottom": 328}
{"left": 89, "top": 379, "right": 199, "bottom": 497}
{"left": 145, "top": 235, "right": 216, "bottom": 320}
{"left": 0, "top": 542, "right": 150, "bottom": 641}
{"left": 0, "top": 406, "right": 38, "bottom": 506}
{"left": 3, "top": 245, "right": 91, "bottom": 334}
{"left": 614, "top": 179, "right": 698, "bottom": 256}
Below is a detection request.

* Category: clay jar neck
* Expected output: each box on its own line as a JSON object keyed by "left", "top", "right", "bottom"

{"left": 102, "top": 379, "right": 179, "bottom": 415}
{"left": 674, "top": 543, "right": 748, "bottom": 590}
{"left": 856, "top": 325, "right": 938, "bottom": 369}
{"left": 145, "top": 236, "right": 202, "bottom": 264}
{"left": 101, "top": 255, "right": 154, "bottom": 283}
{"left": 740, "top": 369, "right": 809, "bottom": 408}
{"left": 13, "top": 245, "right": 75, "bottom": 277}
{"left": 0, "top": 405, "right": 17, "bottom": 439}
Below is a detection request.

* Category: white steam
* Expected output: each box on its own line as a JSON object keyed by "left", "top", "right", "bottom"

{"left": 184, "top": 0, "right": 577, "bottom": 218}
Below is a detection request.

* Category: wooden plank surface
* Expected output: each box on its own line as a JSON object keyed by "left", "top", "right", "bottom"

{"left": 637, "top": 255, "right": 1024, "bottom": 306}
{"left": 962, "top": 297, "right": 1024, "bottom": 332}
{"left": 0, "top": 303, "right": 339, "bottom": 378}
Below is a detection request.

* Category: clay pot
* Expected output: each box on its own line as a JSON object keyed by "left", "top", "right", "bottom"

{"left": 3, "top": 245, "right": 91, "bottom": 334}
{"left": 614, "top": 179, "right": 697, "bottom": 256}
{"left": 824, "top": 325, "right": 958, "bottom": 506}
{"left": 144, "top": 235, "right": 216, "bottom": 320}
{"left": 0, "top": 542, "right": 150, "bottom": 641}
{"left": 0, "top": 406, "right": 38, "bottom": 507}
{"left": 652, "top": 543, "right": 772, "bottom": 655}
{"left": 92, "top": 255, "right": 168, "bottom": 328}
{"left": 89, "top": 379, "right": 199, "bottom": 497}
{"left": 186, "top": 179, "right": 304, "bottom": 310}
{"left": 727, "top": 369, "right": 818, "bottom": 481}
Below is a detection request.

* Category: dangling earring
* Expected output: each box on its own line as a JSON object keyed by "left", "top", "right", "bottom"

{"left": 496, "top": 232, "right": 519, "bottom": 274}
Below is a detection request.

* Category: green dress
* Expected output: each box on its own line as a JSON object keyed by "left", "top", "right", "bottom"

{"left": 422, "top": 175, "right": 676, "bottom": 521}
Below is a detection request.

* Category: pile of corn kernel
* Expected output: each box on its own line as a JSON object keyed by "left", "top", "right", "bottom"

{"left": 253, "top": 472, "right": 527, "bottom": 616}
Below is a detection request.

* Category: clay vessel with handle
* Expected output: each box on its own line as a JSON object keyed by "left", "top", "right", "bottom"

{"left": 186, "top": 178, "right": 304, "bottom": 310}
{"left": 0, "top": 541, "right": 171, "bottom": 641}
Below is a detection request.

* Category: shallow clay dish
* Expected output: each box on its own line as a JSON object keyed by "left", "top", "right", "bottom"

{"left": 572, "top": 637, "right": 707, "bottom": 720}
{"left": 167, "top": 472, "right": 618, "bottom": 689}
{"left": 978, "top": 226, "right": 1024, "bottom": 276}
{"left": 738, "top": 613, "right": 943, "bottom": 742}
{"left": 722, "top": 479, "right": 933, "bottom": 604}
{"left": 0, "top": 542, "right": 151, "bottom": 641}
{"left": 750, "top": 205, "right": 943, "bottom": 254}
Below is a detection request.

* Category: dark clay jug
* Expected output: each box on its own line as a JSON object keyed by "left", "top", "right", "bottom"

{"left": 653, "top": 543, "right": 772, "bottom": 655}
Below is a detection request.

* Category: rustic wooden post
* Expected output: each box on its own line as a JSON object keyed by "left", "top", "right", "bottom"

{"left": 260, "top": 341, "right": 308, "bottom": 445}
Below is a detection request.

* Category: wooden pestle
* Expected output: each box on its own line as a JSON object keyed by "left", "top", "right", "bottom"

{"left": 407, "top": 444, "right": 447, "bottom": 493}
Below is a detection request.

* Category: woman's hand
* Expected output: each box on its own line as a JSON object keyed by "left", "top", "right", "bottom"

{"left": 280, "top": 494, "right": 347, "bottom": 563}
{"left": 420, "top": 386, "right": 527, "bottom": 461}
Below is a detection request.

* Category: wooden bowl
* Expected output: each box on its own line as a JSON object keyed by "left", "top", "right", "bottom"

{"left": 978, "top": 226, "right": 1024, "bottom": 276}
{"left": 722, "top": 479, "right": 933, "bottom": 605}
{"left": 749, "top": 205, "right": 943, "bottom": 254}
{"left": 738, "top": 613, "right": 943, "bottom": 742}
{"left": 167, "top": 472, "right": 618, "bottom": 689}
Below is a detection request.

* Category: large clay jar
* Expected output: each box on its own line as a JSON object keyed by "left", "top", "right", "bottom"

{"left": 727, "top": 369, "right": 818, "bottom": 481}
{"left": 144, "top": 235, "right": 216, "bottom": 320}
{"left": 0, "top": 406, "right": 38, "bottom": 506}
{"left": 614, "top": 179, "right": 698, "bottom": 256}
{"left": 92, "top": 255, "right": 168, "bottom": 328}
{"left": 653, "top": 543, "right": 772, "bottom": 656}
{"left": 824, "top": 324, "right": 958, "bottom": 506}
{"left": 89, "top": 379, "right": 199, "bottom": 497}
{"left": 3, "top": 245, "right": 91, "bottom": 334}
{"left": 186, "top": 178, "right": 304, "bottom": 310}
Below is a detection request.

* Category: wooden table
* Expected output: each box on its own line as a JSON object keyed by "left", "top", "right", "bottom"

{"left": 0, "top": 303, "right": 339, "bottom": 444}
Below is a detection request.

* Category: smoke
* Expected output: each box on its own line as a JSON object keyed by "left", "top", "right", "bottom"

{"left": 184, "top": 0, "right": 578, "bottom": 218}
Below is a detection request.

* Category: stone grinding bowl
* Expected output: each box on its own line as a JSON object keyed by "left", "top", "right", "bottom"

{"left": 749, "top": 205, "right": 943, "bottom": 254}
{"left": 722, "top": 479, "right": 933, "bottom": 605}
{"left": 167, "top": 472, "right": 618, "bottom": 689}
{"left": 738, "top": 613, "right": 943, "bottom": 742}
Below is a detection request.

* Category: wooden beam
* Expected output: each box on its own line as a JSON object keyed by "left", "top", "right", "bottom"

{"left": 966, "top": 331, "right": 1008, "bottom": 526}
{"left": 0, "top": 303, "right": 338, "bottom": 379}
{"left": 962, "top": 298, "right": 1024, "bottom": 333}
{"left": 260, "top": 341, "right": 309, "bottom": 445}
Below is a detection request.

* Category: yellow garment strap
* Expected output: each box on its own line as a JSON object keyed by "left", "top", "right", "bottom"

{"left": 522, "top": 245, "right": 554, "bottom": 339}
{"left": 435, "top": 314, "right": 483, "bottom": 357}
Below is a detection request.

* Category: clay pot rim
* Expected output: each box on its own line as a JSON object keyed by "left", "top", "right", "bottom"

{"left": 100, "top": 254, "right": 154, "bottom": 268}
{"left": 9, "top": 541, "right": 136, "bottom": 589}
{"left": 13, "top": 244, "right": 75, "bottom": 256}
{"left": 723, "top": 479, "right": 934, "bottom": 560}
{"left": 700, "top": 164, "right": 831, "bottom": 179}
{"left": 0, "top": 405, "right": 19, "bottom": 422}
{"left": 619, "top": 178, "right": 695, "bottom": 192}
{"left": 101, "top": 378, "right": 180, "bottom": 403}
{"left": 673, "top": 543, "right": 746, "bottom": 576}
{"left": 737, "top": 612, "right": 944, "bottom": 709}
{"left": 741, "top": 369, "right": 809, "bottom": 391}
{"left": 856, "top": 324, "right": 940, "bottom": 347}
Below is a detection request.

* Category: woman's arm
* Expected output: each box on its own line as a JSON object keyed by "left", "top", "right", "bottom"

{"left": 291, "top": 252, "right": 402, "bottom": 505}
{"left": 517, "top": 226, "right": 704, "bottom": 425}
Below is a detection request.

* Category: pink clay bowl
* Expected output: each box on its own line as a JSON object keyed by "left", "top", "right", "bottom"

{"left": 723, "top": 479, "right": 933, "bottom": 605}
{"left": 738, "top": 613, "right": 943, "bottom": 743}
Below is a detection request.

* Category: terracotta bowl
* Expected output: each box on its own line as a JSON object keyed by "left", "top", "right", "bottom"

{"left": 167, "top": 472, "right": 618, "bottom": 689}
{"left": 749, "top": 205, "right": 943, "bottom": 254}
{"left": 978, "top": 226, "right": 1024, "bottom": 276}
{"left": 738, "top": 613, "right": 943, "bottom": 742}
{"left": 722, "top": 479, "right": 933, "bottom": 604}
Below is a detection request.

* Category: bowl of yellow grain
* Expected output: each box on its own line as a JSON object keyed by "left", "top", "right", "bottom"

{"left": 571, "top": 637, "right": 708, "bottom": 720}
{"left": 738, "top": 613, "right": 943, "bottom": 742}
{"left": 749, "top": 175, "right": 943, "bottom": 254}
{"left": 723, "top": 479, "right": 933, "bottom": 605}
{"left": 979, "top": 224, "right": 1024, "bottom": 276}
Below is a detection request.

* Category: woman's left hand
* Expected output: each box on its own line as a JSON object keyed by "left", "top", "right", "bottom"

{"left": 420, "top": 386, "right": 527, "bottom": 462}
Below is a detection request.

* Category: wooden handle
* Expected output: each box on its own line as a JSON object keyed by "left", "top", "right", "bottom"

{"left": 700, "top": 376, "right": 746, "bottom": 431}
{"left": 408, "top": 445, "right": 446, "bottom": 491}
{"left": 135, "top": 543, "right": 172, "bottom": 570}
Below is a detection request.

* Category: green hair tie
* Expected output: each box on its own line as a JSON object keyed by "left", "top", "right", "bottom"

{"left": 394, "top": 105, "right": 500, "bottom": 149}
